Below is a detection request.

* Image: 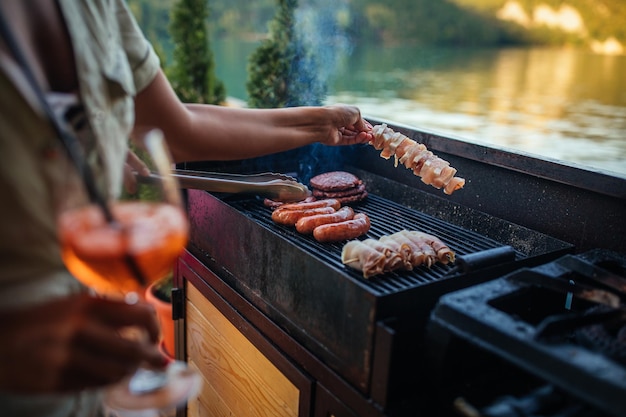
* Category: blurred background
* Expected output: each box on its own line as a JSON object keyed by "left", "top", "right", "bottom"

{"left": 129, "top": 0, "right": 626, "bottom": 176}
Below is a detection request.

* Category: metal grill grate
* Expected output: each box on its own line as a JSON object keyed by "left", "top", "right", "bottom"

{"left": 224, "top": 194, "right": 524, "bottom": 295}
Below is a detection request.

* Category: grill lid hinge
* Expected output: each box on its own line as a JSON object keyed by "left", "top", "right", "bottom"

{"left": 171, "top": 287, "right": 185, "bottom": 320}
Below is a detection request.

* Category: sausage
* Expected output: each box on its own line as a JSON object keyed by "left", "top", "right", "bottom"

{"left": 295, "top": 206, "right": 355, "bottom": 234}
{"left": 313, "top": 213, "right": 371, "bottom": 243}
{"left": 264, "top": 196, "right": 316, "bottom": 209}
{"left": 275, "top": 198, "right": 341, "bottom": 212}
{"left": 272, "top": 206, "right": 336, "bottom": 226}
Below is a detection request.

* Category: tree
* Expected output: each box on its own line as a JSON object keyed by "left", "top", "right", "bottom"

{"left": 246, "top": 0, "right": 325, "bottom": 108}
{"left": 168, "top": 0, "right": 226, "bottom": 104}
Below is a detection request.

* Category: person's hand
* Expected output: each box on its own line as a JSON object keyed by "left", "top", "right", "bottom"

{"left": 320, "top": 104, "right": 373, "bottom": 146}
{"left": 0, "top": 293, "right": 167, "bottom": 394}
{"left": 122, "top": 149, "right": 151, "bottom": 194}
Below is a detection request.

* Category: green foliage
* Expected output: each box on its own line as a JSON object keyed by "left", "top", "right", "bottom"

{"left": 151, "top": 272, "right": 174, "bottom": 303}
{"left": 128, "top": 0, "right": 174, "bottom": 47}
{"left": 206, "top": 0, "right": 277, "bottom": 36}
{"left": 246, "top": 0, "right": 325, "bottom": 108}
{"left": 354, "top": 0, "right": 519, "bottom": 45}
{"left": 119, "top": 143, "right": 161, "bottom": 202}
{"left": 246, "top": 0, "right": 294, "bottom": 108}
{"left": 130, "top": 0, "right": 626, "bottom": 50}
{"left": 167, "top": 0, "right": 226, "bottom": 104}
{"left": 246, "top": 40, "right": 289, "bottom": 108}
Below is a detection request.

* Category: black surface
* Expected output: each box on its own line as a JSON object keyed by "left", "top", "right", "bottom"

{"left": 186, "top": 186, "right": 572, "bottom": 395}
{"left": 427, "top": 250, "right": 626, "bottom": 417}
{"left": 178, "top": 120, "right": 625, "bottom": 413}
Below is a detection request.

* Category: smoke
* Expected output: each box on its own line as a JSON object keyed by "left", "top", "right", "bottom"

{"left": 291, "top": 0, "right": 353, "bottom": 177}
{"left": 292, "top": 0, "right": 353, "bottom": 106}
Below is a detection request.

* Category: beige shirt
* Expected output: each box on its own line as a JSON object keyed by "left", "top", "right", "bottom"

{"left": 0, "top": 0, "right": 159, "bottom": 307}
{"left": 0, "top": 0, "right": 159, "bottom": 415}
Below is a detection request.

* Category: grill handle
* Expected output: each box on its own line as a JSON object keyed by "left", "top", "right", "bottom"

{"left": 453, "top": 246, "right": 517, "bottom": 274}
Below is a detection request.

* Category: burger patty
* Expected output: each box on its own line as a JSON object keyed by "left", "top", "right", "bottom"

{"left": 309, "top": 171, "right": 368, "bottom": 205}
{"left": 312, "top": 183, "right": 366, "bottom": 199}
{"left": 334, "top": 191, "right": 368, "bottom": 204}
{"left": 309, "top": 171, "right": 362, "bottom": 191}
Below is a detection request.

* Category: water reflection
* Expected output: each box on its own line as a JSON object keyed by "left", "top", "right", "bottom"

{"left": 326, "top": 46, "right": 626, "bottom": 175}
{"left": 212, "top": 40, "right": 626, "bottom": 176}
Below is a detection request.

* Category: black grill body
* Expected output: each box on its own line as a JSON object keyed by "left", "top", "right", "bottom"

{"left": 180, "top": 120, "right": 624, "bottom": 413}
{"left": 426, "top": 249, "right": 626, "bottom": 417}
{"left": 185, "top": 172, "right": 571, "bottom": 402}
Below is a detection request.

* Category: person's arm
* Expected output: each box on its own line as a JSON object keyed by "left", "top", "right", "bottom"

{"left": 132, "top": 69, "right": 373, "bottom": 163}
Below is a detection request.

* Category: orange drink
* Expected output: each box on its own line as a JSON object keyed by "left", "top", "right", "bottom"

{"left": 58, "top": 201, "right": 189, "bottom": 295}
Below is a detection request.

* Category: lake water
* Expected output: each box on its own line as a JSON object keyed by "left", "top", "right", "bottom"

{"left": 212, "top": 39, "right": 626, "bottom": 176}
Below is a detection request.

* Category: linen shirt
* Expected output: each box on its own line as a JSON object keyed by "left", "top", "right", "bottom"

{"left": 0, "top": 0, "right": 160, "bottom": 415}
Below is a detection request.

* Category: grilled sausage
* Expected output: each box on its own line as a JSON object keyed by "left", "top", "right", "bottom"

{"left": 313, "top": 213, "right": 371, "bottom": 243}
{"left": 276, "top": 198, "right": 341, "bottom": 212}
{"left": 264, "top": 196, "right": 316, "bottom": 209}
{"left": 295, "top": 206, "right": 355, "bottom": 234}
{"left": 272, "top": 206, "right": 336, "bottom": 226}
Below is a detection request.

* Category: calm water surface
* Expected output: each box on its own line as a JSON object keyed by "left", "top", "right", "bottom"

{"left": 213, "top": 40, "right": 626, "bottom": 176}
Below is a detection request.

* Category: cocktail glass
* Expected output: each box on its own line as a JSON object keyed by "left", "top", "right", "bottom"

{"left": 57, "top": 129, "right": 201, "bottom": 414}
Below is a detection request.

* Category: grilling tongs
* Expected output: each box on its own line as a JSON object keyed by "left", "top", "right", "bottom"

{"left": 137, "top": 169, "right": 311, "bottom": 202}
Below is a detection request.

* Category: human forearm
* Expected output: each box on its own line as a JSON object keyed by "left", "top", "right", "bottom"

{"left": 133, "top": 69, "right": 372, "bottom": 164}
{"left": 174, "top": 104, "right": 333, "bottom": 162}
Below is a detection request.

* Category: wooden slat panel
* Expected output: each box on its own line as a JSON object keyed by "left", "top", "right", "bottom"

{"left": 186, "top": 361, "right": 233, "bottom": 417}
{"left": 186, "top": 283, "right": 299, "bottom": 417}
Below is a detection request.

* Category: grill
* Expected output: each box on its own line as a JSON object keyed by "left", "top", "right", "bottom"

{"left": 179, "top": 120, "right": 625, "bottom": 414}
{"left": 227, "top": 194, "right": 520, "bottom": 295}
{"left": 184, "top": 158, "right": 572, "bottom": 406}
{"left": 426, "top": 249, "right": 626, "bottom": 417}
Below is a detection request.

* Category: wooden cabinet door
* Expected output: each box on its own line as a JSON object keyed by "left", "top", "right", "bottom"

{"left": 179, "top": 259, "right": 313, "bottom": 417}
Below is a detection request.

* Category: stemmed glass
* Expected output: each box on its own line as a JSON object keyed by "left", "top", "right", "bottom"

{"left": 57, "top": 129, "right": 201, "bottom": 414}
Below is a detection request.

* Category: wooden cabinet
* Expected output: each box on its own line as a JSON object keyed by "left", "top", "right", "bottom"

{"left": 175, "top": 250, "right": 386, "bottom": 417}
{"left": 186, "top": 283, "right": 305, "bottom": 417}
{"left": 177, "top": 256, "right": 313, "bottom": 417}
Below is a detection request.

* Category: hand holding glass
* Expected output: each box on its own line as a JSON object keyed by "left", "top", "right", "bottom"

{"left": 57, "top": 130, "right": 200, "bottom": 413}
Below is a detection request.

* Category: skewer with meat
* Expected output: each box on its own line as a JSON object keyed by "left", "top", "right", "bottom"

{"left": 370, "top": 124, "right": 465, "bottom": 195}
{"left": 362, "top": 238, "right": 405, "bottom": 272}
{"left": 341, "top": 229, "right": 455, "bottom": 278}
{"left": 399, "top": 230, "right": 455, "bottom": 264}
{"left": 377, "top": 234, "right": 414, "bottom": 270}
{"left": 341, "top": 238, "right": 405, "bottom": 278}
{"left": 341, "top": 240, "right": 387, "bottom": 278}
{"left": 381, "top": 231, "right": 436, "bottom": 269}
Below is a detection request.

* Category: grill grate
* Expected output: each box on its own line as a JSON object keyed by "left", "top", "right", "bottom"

{"left": 223, "top": 194, "right": 524, "bottom": 296}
